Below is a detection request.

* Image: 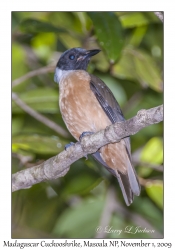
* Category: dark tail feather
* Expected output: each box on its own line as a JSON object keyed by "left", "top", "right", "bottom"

{"left": 124, "top": 138, "right": 141, "bottom": 196}
{"left": 104, "top": 165, "right": 134, "bottom": 206}
{"left": 93, "top": 152, "right": 134, "bottom": 206}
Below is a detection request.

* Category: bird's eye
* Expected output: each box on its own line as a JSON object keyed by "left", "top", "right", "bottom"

{"left": 69, "top": 54, "right": 75, "bottom": 60}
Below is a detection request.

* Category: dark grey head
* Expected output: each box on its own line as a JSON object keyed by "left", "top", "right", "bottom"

{"left": 56, "top": 47, "right": 101, "bottom": 71}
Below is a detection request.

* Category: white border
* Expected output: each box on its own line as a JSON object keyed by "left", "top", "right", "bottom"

{"left": 1, "top": 1, "right": 175, "bottom": 248}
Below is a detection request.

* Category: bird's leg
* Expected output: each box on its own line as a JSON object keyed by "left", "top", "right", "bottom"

{"left": 79, "top": 131, "right": 94, "bottom": 160}
{"left": 64, "top": 142, "right": 75, "bottom": 150}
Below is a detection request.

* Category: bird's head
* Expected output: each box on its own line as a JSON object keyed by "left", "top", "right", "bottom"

{"left": 54, "top": 47, "right": 100, "bottom": 83}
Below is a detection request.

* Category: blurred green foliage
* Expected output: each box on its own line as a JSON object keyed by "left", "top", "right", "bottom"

{"left": 12, "top": 12, "right": 163, "bottom": 239}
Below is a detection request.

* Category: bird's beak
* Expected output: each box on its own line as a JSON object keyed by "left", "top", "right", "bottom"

{"left": 77, "top": 49, "right": 101, "bottom": 61}
{"left": 85, "top": 49, "right": 101, "bottom": 58}
{"left": 77, "top": 49, "right": 101, "bottom": 62}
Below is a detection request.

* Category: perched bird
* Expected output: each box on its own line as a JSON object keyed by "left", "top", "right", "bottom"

{"left": 54, "top": 47, "right": 140, "bottom": 205}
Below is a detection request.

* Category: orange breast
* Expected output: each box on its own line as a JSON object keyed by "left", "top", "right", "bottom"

{"left": 59, "top": 70, "right": 111, "bottom": 140}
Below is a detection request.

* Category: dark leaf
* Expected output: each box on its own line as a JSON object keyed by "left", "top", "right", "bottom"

{"left": 88, "top": 12, "right": 124, "bottom": 63}
{"left": 20, "top": 18, "right": 66, "bottom": 33}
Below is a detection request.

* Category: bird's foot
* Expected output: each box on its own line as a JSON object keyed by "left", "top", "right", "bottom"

{"left": 79, "top": 131, "right": 94, "bottom": 160}
{"left": 79, "top": 131, "right": 94, "bottom": 141}
{"left": 64, "top": 142, "right": 75, "bottom": 150}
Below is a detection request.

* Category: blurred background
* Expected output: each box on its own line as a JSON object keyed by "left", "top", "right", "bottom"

{"left": 12, "top": 12, "right": 163, "bottom": 239}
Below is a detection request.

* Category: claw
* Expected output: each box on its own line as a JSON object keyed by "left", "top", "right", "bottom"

{"left": 79, "top": 131, "right": 94, "bottom": 141}
{"left": 65, "top": 142, "right": 75, "bottom": 150}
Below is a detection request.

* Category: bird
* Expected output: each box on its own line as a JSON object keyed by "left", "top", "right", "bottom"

{"left": 54, "top": 47, "right": 140, "bottom": 205}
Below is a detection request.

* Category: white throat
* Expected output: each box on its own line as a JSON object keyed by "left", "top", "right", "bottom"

{"left": 54, "top": 68, "right": 73, "bottom": 84}
{"left": 54, "top": 68, "right": 64, "bottom": 84}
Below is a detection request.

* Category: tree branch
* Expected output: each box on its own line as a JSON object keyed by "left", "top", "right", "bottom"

{"left": 12, "top": 105, "right": 163, "bottom": 192}
{"left": 154, "top": 12, "right": 164, "bottom": 22}
{"left": 12, "top": 65, "right": 55, "bottom": 88}
{"left": 12, "top": 92, "right": 69, "bottom": 138}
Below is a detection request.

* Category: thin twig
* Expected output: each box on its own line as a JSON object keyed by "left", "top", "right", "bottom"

{"left": 139, "top": 177, "right": 162, "bottom": 187}
{"left": 12, "top": 65, "right": 55, "bottom": 88}
{"left": 95, "top": 187, "right": 116, "bottom": 238}
{"left": 154, "top": 12, "right": 164, "bottom": 22}
{"left": 12, "top": 105, "right": 163, "bottom": 192}
{"left": 12, "top": 92, "right": 69, "bottom": 138}
{"left": 133, "top": 160, "right": 163, "bottom": 172}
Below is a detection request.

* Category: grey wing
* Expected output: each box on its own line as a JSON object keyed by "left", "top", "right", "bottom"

{"left": 90, "top": 74, "right": 140, "bottom": 205}
{"left": 90, "top": 74, "right": 125, "bottom": 124}
{"left": 90, "top": 74, "right": 131, "bottom": 155}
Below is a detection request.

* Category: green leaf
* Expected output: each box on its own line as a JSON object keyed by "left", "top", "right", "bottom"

{"left": 49, "top": 12, "right": 83, "bottom": 34}
{"left": 12, "top": 88, "right": 59, "bottom": 114}
{"left": 53, "top": 197, "right": 105, "bottom": 238}
{"left": 20, "top": 18, "right": 66, "bottom": 33}
{"left": 62, "top": 173, "right": 102, "bottom": 197}
{"left": 138, "top": 137, "right": 163, "bottom": 177}
{"left": 113, "top": 47, "right": 163, "bottom": 92}
{"left": 129, "top": 26, "right": 148, "bottom": 47}
{"left": 12, "top": 116, "right": 24, "bottom": 136}
{"left": 31, "top": 32, "right": 56, "bottom": 60}
{"left": 58, "top": 33, "right": 81, "bottom": 49}
{"left": 88, "top": 12, "right": 124, "bottom": 62}
{"left": 12, "top": 183, "right": 62, "bottom": 236}
{"left": 141, "top": 137, "right": 163, "bottom": 164}
{"left": 12, "top": 134, "right": 65, "bottom": 154}
{"left": 12, "top": 43, "right": 28, "bottom": 80}
{"left": 145, "top": 181, "right": 163, "bottom": 209}
{"left": 32, "top": 31, "right": 56, "bottom": 48}
{"left": 134, "top": 52, "right": 162, "bottom": 91}
{"left": 118, "top": 12, "right": 159, "bottom": 28}
{"left": 14, "top": 114, "right": 66, "bottom": 136}
{"left": 132, "top": 197, "right": 163, "bottom": 232}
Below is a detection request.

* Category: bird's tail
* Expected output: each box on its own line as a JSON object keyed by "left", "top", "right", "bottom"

{"left": 93, "top": 149, "right": 140, "bottom": 206}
